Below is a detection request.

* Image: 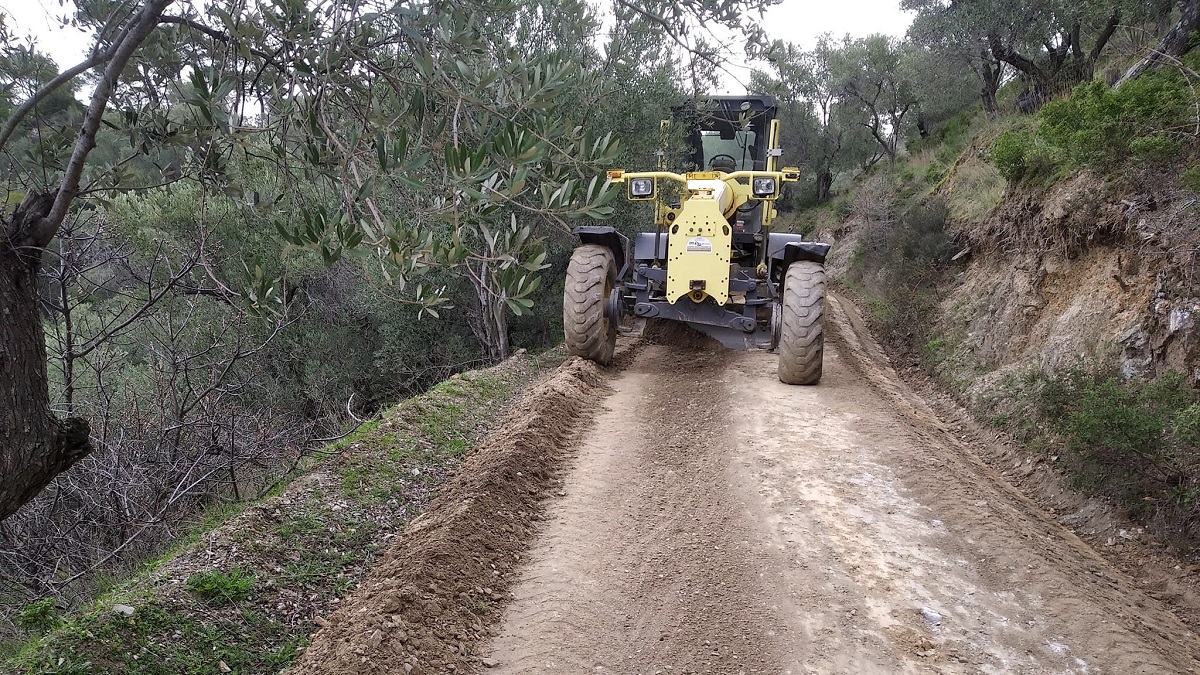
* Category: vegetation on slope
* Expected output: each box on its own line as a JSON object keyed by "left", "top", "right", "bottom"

{"left": 0, "top": 349, "right": 558, "bottom": 673}
{"left": 814, "top": 50, "right": 1200, "bottom": 552}
{"left": 0, "top": 0, "right": 721, "bottom": 634}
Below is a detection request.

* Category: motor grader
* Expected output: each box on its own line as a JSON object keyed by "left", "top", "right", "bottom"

{"left": 563, "top": 95, "right": 829, "bottom": 384}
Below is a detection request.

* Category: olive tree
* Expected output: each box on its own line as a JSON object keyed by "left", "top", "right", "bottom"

{"left": 0, "top": 0, "right": 780, "bottom": 521}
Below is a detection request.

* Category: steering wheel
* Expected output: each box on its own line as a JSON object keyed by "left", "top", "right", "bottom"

{"left": 708, "top": 153, "right": 738, "bottom": 170}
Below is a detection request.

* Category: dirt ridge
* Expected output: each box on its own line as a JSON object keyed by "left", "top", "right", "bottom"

{"left": 285, "top": 355, "right": 617, "bottom": 674}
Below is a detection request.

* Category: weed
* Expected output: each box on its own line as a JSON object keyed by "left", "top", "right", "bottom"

{"left": 15, "top": 600, "right": 63, "bottom": 636}
{"left": 944, "top": 157, "right": 1006, "bottom": 223}
{"left": 185, "top": 568, "right": 255, "bottom": 606}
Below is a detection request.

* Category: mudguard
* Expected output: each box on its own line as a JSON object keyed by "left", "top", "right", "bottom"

{"left": 767, "top": 232, "right": 830, "bottom": 271}
{"left": 572, "top": 226, "right": 627, "bottom": 274}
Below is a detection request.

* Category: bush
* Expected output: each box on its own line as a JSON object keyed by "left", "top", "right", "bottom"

{"left": 1038, "top": 73, "right": 1192, "bottom": 170}
{"left": 924, "top": 162, "right": 947, "bottom": 185}
{"left": 832, "top": 194, "right": 854, "bottom": 220}
{"left": 849, "top": 197, "right": 958, "bottom": 349}
{"left": 1182, "top": 165, "right": 1200, "bottom": 191}
{"left": 15, "top": 599, "right": 63, "bottom": 635}
{"left": 1039, "top": 369, "right": 1200, "bottom": 546}
{"left": 1129, "top": 134, "right": 1181, "bottom": 161}
{"left": 186, "top": 568, "right": 256, "bottom": 606}
{"left": 991, "top": 67, "right": 1197, "bottom": 184}
{"left": 990, "top": 130, "right": 1030, "bottom": 181}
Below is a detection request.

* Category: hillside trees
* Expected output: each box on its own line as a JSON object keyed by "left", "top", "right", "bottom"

{"left": 754, "top": 33, "right": 973, "bottom": 201}
{"left": 905, "top": 0, "right": 1176, "bottom": 107}
{"left": 907, "top": 2, "right": 1005, "bottom": 116}
{"left": 1119, "top": 0, "right": 1200, "bottom": 83}
{"left": 830, "top": 35, "right": 920, "bottom": 166}
{"left": 754, "top": 38, "right": 859, "bottom": 202}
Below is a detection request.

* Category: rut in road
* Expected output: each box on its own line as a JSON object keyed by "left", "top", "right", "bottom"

{"left": 483, "top": 298, "right": 1200, "bottom": 674}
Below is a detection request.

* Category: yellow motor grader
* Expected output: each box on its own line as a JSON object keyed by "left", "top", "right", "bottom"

{"left": 563, "top": 95, "right": 829, "bottom": 384}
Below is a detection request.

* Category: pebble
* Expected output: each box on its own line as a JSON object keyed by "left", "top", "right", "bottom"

{"left": 920, "top": 606, "right": 943, "bottom": 627}
{"left": 112, "top": 604, "right": 135, "bottom": 617}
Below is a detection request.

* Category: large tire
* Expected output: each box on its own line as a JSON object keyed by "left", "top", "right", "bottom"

{"left": 563, "top": 244, "right": 617, "bottom": 365}
{"left": 777, "top": 261, "right": 825, "bottom": 385}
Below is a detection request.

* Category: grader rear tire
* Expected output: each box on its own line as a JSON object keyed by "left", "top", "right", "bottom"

{"left": 564, "top": 244, "right": 617, "bottom": 365}
{"left": 777, "top": 261, "right": 825, "bottom": 385}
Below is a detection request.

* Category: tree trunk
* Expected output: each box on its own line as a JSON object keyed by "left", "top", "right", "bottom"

{"left": 467, "top": 260, "right": 511, "bottom": 363}
{"left": 815, "top": 168, "right": 834, "bottom": 203}
{"left": 0, "top": 242, "right": 92, "bottom": 522}
{"left": 989, "top": 34, "right": 1051, "bottom": 107}
{"left": 975, "top": 51, "right": 1001, "bottom": 119}
{"left": 1118, "top": 0, "right": 1200, "bottom": 85}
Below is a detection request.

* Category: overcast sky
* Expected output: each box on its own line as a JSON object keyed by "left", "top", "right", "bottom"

{"left": 718, "top": 0, "right": 914, "bottom": 93}
{"left": 0, "top": 0, "right": 915, "bottom": 93}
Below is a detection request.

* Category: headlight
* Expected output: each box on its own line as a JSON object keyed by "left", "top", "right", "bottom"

{"left": 629, "top": 178, "right": 654, "bottom": 198}
{"left": 752, "top": 177, "right": 777, "bottom": 197}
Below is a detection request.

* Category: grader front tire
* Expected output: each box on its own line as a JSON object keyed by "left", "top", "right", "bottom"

{"left": 777, "top": 261, "right": 826, "bottom": 385}
{"left": 563, "top": 244, "right": 617, "bottom": 366}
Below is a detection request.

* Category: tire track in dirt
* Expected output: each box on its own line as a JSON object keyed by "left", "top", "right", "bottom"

{"left": 485, "top": 345, "right": 790, "bottom": 673}
{"left": 481, "top": 295, "right": 1199, "bottom": 674}
{"left": 817, "top": 294, "right": 1200, "bottom": 672}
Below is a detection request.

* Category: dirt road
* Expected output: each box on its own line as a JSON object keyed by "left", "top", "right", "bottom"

{"left": 482, "top": 297, "right": 1200, "bottom": 674}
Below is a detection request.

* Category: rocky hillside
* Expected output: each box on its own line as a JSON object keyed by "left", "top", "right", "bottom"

{"left": 809, "top": 106, "right": 1200, "bottom": 555}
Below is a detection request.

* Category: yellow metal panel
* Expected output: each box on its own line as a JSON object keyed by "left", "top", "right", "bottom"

{"left": 666, "top": 195, "right": 732, "bottom": 305}
{"left": 764, "top": 118, "right": 781, "bottom": 229}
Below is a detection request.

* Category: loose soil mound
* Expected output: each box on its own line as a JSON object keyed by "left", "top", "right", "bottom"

{"left": 286, "top": 357, "right": 610, "bottom": 674}
{"left": 639, "top": 318, "right": 724, "bottom": 351}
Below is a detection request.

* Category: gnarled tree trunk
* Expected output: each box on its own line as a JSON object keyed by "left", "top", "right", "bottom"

{"left": 0, "top": 197, "right": 92, "bottom": 522}
{"left": 1118, "top": 0, "right": 1200, "bottom": 85}
{"left": 0, "top": 0, "right": 172, "bottom": 521}
{"left": 974, "top": 48, "right": 1003, "bottom": 119}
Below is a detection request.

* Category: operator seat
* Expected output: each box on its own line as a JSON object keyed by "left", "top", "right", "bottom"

{"left": 709, "top": 156, "right": 736, "bottom": 173}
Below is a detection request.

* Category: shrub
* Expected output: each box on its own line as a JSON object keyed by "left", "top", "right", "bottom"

{"left": 1039, "top": 369, "right": 1200, "bottom": 544}
{"left": 186, "top": 567, "right": 256, "bottom": 606}
{"left": 1182, "top": 165, "right": 1200, "bottom": 192}
{"left": 15, "top": 599, "right": 63, "bottom": 635}
{"left": 1129, "top": 135, "right": 1181, "bottom": 161}
{"left": 1038, "top": 74, "right": 1192, "bottom": 170}
{"left": 990, "top": 130, "right": 1030, "bottom": 181}
{"left": 849, "top": 197, "right": 958, "bottom": 350}
{"left": 833, "top": 194, "right": 854, "bottom": 220}
{"left": 924, "top": 162, "right": 947, "bottom": 185}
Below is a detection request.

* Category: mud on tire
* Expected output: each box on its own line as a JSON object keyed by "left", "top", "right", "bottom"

{"left": 563, "top": 244, "right": 617, "bottom": 365}
{"left": 777, "top": 261, "right": 825, "bottom": 385}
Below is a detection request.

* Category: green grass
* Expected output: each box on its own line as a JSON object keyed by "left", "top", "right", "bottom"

{"left": 185, "top": 568, "right": 255, "bottom": 607}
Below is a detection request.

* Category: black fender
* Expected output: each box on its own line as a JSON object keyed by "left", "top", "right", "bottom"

{"left": 767, "top": 233, "right": 830, "bottom": 280}
{"left": 572, "top": 225, "right": 628, "bottom": 277}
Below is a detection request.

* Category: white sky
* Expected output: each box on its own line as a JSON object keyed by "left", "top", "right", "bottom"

{"left": 0, "top": 0, "right": 914, "bottom": 93}
{"left": 718, "top": 0, "right": 914, "bottom": 93}
{"left": 0, "top": 0, "right": 92, "bottom": 66}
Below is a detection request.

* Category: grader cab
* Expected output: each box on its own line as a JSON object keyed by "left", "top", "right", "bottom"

{"left": 563, "top": 95, "right": 829, "bottom": 384}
